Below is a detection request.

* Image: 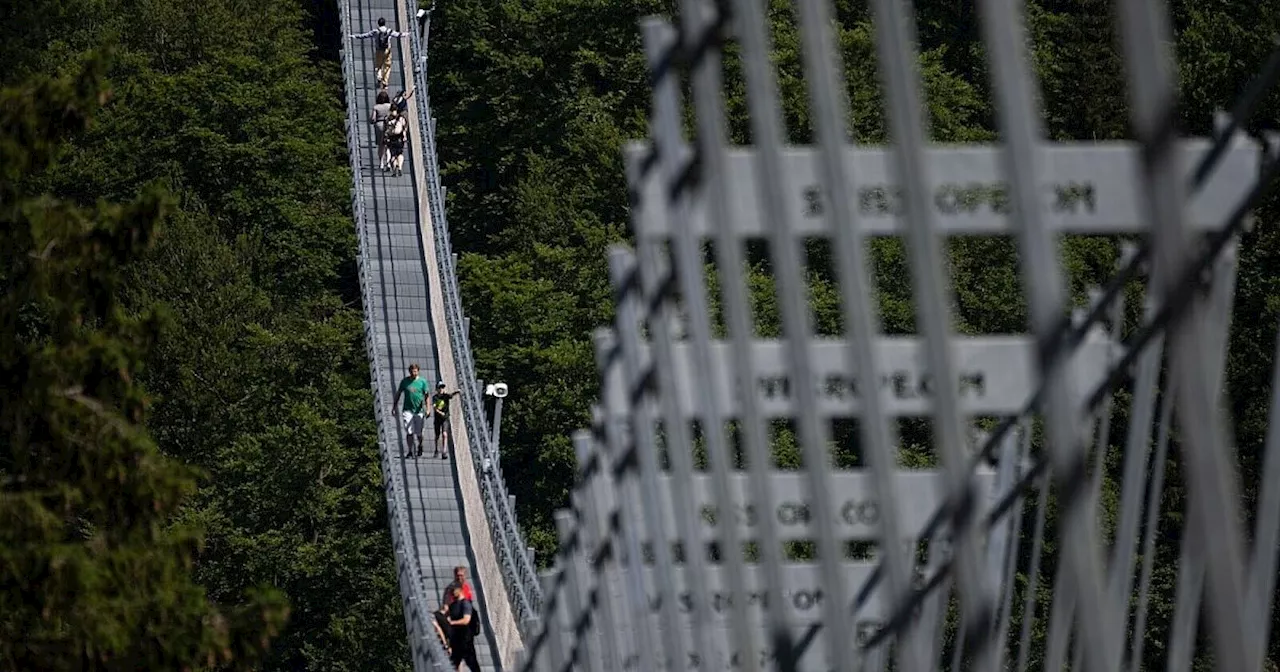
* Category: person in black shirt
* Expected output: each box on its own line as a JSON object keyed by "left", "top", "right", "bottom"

{"left": 393, "top": 87, "right": 414, "bottom": 115}
{"left": 446, "top": 585, "right": 481, "bottom": 672}
{"left": 432, "top": 382, "right": 458, "bottom": 460}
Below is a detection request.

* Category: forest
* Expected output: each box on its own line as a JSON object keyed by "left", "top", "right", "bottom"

{"left": 1, "top": 0, "right": 1278, "bottom": 669}
{"left": 2, "top": 0, "right": 407, "bottom": 668}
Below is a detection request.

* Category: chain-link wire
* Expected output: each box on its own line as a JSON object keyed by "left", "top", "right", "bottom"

{"left": 517, "top": 0, "right": 1280, "bottom": 666}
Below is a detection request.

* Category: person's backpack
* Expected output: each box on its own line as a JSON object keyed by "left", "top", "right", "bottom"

{"left": 468, "top": 602, "right": 482, "bottom": 637}
{"left": 375, "top": 26, "right": 392, "bottom": 51}
{"left": 386, "top": 119, "right": 405, "bottom": 143}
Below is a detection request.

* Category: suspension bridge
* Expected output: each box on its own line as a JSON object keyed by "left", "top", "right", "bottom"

{"left": 336, "top": 0, "right": 1280, "bottom": 668}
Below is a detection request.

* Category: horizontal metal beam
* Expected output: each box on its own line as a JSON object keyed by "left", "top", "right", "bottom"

{"left": 626, "top": 137, "right": 1260, "bottom": 237}
{"left": 598, "top": 331, "right": 1117, "bottom": 417}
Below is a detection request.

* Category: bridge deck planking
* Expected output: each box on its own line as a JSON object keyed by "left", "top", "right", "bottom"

{"left": 346, "top": 0, "right": 502, "bottom": 666}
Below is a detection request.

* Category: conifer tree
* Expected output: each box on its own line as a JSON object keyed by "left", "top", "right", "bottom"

{"left": 0, "top": 52, "right": 289, "bottom": 671}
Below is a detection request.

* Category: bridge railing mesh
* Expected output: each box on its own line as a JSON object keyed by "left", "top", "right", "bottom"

{"left": 336, "top": 0, "right": 455, "bottom": 668}
{"left": 516, "top": 0, "right": 1280, "bottom": 669}
{"left": 403, "top": 0, "right": 546, "bottom": 634}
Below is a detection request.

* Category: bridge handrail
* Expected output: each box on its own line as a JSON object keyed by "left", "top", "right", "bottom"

{"left": 337, "top": 0, "right": 453, "bottom": 668}
{"left": 403, "top": 0, "right": 546, "bottom": 633}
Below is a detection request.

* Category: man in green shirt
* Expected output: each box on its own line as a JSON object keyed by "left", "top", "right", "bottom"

{"left": 432, "top": 381, "right": 458, "bottom": 460}
{"left": 392, "top": 363, "right": 429, "bottom": 457}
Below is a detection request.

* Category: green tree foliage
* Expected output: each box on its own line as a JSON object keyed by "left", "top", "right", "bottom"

{"left": 1, "top": 1, "right": 410, "bottom": 669}
{"left": 0, "top": 52, "right": 288, "bottom": 671}
{"left": 4, "top": 0, "right": 1278, "bottom": 666}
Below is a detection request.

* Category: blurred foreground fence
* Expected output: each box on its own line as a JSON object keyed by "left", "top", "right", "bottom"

{"left": 516, "top": 0, "right": 1280, "bottom": 669}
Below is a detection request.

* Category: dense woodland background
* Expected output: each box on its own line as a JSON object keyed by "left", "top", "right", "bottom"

{"left": 2, "top": 0, "right": 1279, "bottom": 668}
{"left": 2, "top": 0, "right": 406, "bottom": 668}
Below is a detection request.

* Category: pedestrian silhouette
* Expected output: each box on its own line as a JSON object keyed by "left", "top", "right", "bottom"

{"left": 350, "top": 17, "right": 407, "bottom": 90}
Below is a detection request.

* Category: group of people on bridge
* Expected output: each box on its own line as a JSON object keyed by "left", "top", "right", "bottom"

{"left": 350, "top": 17, "right": 414, "bottom": 177}
{"left": 353, "top": 17, "right": 488, "bottom": 671}
{"left": 396, "top": 367, "right": 485, "bottom": 672}
{"left": 394, "top": 363, "right": 457, "bottom": 459}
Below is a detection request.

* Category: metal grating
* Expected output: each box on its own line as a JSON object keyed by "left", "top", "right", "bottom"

{"left": 517, "top": 0, "right": 1280, "bottom": 669}
{"left": 408, "top": 2, "right": 546, "bottom": 637}
{"left": 335, "top": 0, "right": 455, "bottom": 666}
{"left": 339, "top": 0, "right": 544, "bottom": 666}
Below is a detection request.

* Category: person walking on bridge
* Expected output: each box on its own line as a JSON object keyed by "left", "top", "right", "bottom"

{"left": 432, "top": 381, "right": 458, "bottom": 459}
{"left": 392, "top": 363, "right": 429, "bottom": 457}
{"left": 349, "top": 17, "right": 407, "bottom": 90}
{"left": 443, "top": 566, "right": 475, "bottom": 607}
{"left": 370, "top": 89, "right": 393, "bottom": 171}
{"left": 393, "top": 86, "right": 414, "bottom": 115}
{"left": 433, "top": 567, "right": 478, "bottom": 658}
{"left": 383, "top": 106, "right": 409, "bottom": 177}
{"left": 445, "top": 585, "right": 482, "bottom": 672}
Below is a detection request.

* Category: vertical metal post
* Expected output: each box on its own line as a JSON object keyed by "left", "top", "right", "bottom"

{"left": 992, "top": 424, "right": 1031, "bottom": 671}
{"left": 1128, "top": 376, "right": 1177, "bottom": 672}
{"left": 606, "top": 248, "right": 696, "bottom": 672}
{"left": 639, "top": 18, "right": 745, "bottom": 672}
{"left": 416, "top": 5, "right": 431, "bottom": 73}
{"left": 977, "top": 0, "right": 1119, "bottom": 666}
{"left": 546, "top": 567, "right": 568, "bottom": 672}
{"left": 1246, "top": 315, "right": 1280, "bottom": 672}
{"left": 1160, "top": 237, "right": 1241, "bottom": 672}
{"left": 521, "top": 617, "right": 544, "bottom": 672}
{"left": 726, "top": 0, "right": 870, "bottom": 666}
{"left": 1116, "top": 0, "right": 1250, "bottom": 668}
{"left": 573, "top": 431, "right": 624, "bottom": 672}
{"left": 867, "top": 0, "right": 1001, "bottom": 661}
{"left": 985, "top": 431, "right": 1021, "bottom": 597}
{"left": 669, "top": 0, "right": 793, "bottom": 664}
{"left": 555, "top": 510, "right": 594, "bottom": 672}
{"left": 592, "top": 333, "right": 660, "bottom": 672}
{"left": 493, "top": 396, "right": 504, "bottom": 453}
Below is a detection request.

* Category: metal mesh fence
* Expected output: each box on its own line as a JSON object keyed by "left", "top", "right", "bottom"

{"left": 517, "top": 0, "right": 1280, "bottom": 669}
{"left": 404, "top": 0, "right": 545, "bottom": 635}
{"left": 335, "top": 0, "right": 455, "bottom": 667}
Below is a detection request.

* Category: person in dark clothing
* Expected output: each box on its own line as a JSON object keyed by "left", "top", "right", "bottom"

{"left": 383, "top": 106, "right": 408, "bottom": 178}
{"left": 393, "top": 87, "right": 414, "bottom": 115}
{"left": 370, "top": 89, "right": 393, "bottom": 172}
{"left": 446, "top": 586, "right": 481, "bottom": 672}
{"left": 432, "top": 604, "right": 453, "bottom": 652}
{"left": 432, "top": 381, "right": 458, "bottom": 459}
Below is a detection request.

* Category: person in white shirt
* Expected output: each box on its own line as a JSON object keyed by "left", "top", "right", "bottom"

{"left": 369, "top": 90, "right": 393, "bottom": 171}
{"left": 350, "top": 18, "right": 407, "bottom": 90}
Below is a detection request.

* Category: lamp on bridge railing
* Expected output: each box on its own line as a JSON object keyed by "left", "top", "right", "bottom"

{"left": 415, "top": 5, "right": 432, "bottom": 74}
{"left": 484, "top": 382, "right": 508, "bottom": 473}
{"left": 416, "top": 5, "right": 431, "bottom": 36}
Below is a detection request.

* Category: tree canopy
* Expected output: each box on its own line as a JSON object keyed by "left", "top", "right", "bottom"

{"left": 2, "top": 0, "right": 1279, "bottom": 668}
{"left": 2, "top": 0, "right": 408, "bottom": 669}
{"left": 0, "top": 50, "right": 289, "bottom": 671}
